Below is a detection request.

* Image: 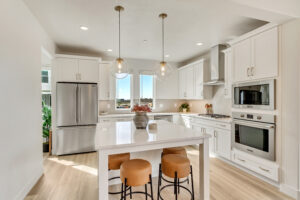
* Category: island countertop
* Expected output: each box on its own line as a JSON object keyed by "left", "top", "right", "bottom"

{"left": 96, "top": 120, "right": 211, "bottom": 150}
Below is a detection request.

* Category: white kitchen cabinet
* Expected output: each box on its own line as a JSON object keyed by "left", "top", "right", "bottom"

{"left": 56, "top": 57, "right": 79, "bottom": 82}
{"left": 55, "top": 55, "right": 100, "bottom": 83}
{"left": 214, "top": 128, "right": 231, "bottom": 160}
{"left": 78, "top": 59, "right": 99, "bottom": 82}
{"left": 232, "top": 39, "right": 251, "bottom": 82}
{"left": 232, "top": 27, "right": 278, "bottom": 83}
{"left": 223, "top": 48, "right": 232, "bottom": 99}
{"left": 98, "top": 62, "right": 112, "bottom": 100}
{"left": 179, "top": 59, "right": 212, "bottom": 100}
{"left": 192, "top": 124, "right": 215, "bottom": 155}
{"left": 251, "top": 27, "right": 278, "bottom": 80}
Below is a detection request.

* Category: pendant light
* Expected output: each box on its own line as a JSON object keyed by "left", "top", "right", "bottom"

{"left": 156, "top": 13, "right": 174, "bottom": 81}
{"left": 111, "top": 5, "right": 129, "bottom": 79}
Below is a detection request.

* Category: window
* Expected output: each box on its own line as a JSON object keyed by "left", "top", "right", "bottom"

{"left": 116, "top": 75, "right": 132, "bottom": 109}
{"left": 140, "top": 74, "right": 154, "bottom": 108}
{"left": 41, "top": 70, "right": 49, "bottom": 83}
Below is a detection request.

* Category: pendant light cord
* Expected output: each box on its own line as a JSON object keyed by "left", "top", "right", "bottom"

{"left": 162, "top": 16, "right": 165, "bottom": 62}
{"left": 118, "top": 9, "right": 121, "bottom": 59}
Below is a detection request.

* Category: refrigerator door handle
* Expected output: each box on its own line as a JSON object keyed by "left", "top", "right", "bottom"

{"left": 77, "top": 85, "right": 81, "bottom": 124}
{"left": 76, "top": 85, "right": 79, "bottom": 124}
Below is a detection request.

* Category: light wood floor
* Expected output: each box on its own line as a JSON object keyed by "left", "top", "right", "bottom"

{"left": 26, "top": 147, "right": 293, "bottom": 200}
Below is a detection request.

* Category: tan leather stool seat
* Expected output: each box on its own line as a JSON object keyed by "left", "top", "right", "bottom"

{"left": 108, "top": 153, "right": 130, "bottom": 170}
{"left": 163, "top": 147, "right": 187, "bottom": 157}
{"left": 120, "top": 159, "right": 152, "bottom": 187}
{"left": 162, "top": 154, "right": 190, "bottom": 178}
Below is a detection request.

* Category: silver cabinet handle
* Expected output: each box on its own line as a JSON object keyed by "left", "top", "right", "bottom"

{"left": 259, "top": 167, "right": 270, "bottom": 172}
{"left": 251, "top": 67, "right": 254, "bottom": 76}
{"left": 247, "top": 67, "right": 250, "bottom": 77}
{"left": 238, "top": 158, "right": 246, "bottom": 162}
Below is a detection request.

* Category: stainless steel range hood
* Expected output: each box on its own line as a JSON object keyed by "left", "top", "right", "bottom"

{"left": 204, "top": 44, "right": 227, "bottom": 85}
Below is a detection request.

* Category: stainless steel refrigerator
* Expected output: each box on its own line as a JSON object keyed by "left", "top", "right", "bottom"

{"left": 55, "top": 82, "right": 98, "bottom": 155}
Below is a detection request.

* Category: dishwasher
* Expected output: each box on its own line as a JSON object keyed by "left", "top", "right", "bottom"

{"left": 154, "top": 115, "right": 173, "bottom": 122}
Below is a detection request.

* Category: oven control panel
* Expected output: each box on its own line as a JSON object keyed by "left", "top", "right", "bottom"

{"left": 233, "top": 112, "right": 275, "bottom": 124}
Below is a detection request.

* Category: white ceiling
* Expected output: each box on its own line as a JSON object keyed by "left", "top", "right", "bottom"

{"left": 24, "top": 0, "right": 292, "bottom": 63}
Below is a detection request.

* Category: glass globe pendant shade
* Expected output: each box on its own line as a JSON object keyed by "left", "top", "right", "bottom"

{"left": 111, "top": 58, "right": 129, "bottom": 79}
{"left": 155, "top": 61, "right": 174, "bottom": 81}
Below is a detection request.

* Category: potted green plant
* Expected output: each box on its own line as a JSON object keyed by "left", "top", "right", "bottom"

{"left": 42, "top": 101, "right": 51, "bottom": 152}
{"left": 179, "top": 103, "right": 190, "bottom": 113}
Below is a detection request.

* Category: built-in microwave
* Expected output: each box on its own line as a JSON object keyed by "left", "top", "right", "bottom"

{"left": 232, "top": 112, "right": 275, "bottom": 161}
{"left": 232, "top": 79, "right": 275, "bottom": 110}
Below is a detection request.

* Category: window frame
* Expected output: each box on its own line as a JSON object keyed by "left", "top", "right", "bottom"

{"left": 115, "top": 74, "right": 133, "bottom": 110}
{"left": 139, "top": 73, "right": 156, "bottom": 109}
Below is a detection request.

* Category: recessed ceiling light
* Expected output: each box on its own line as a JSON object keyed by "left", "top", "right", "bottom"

{"left": 80, "top": 26, "right": 89, "bottom": 31}
{"left": 196, "top": 42, "right": 203, "bottom": 46}
{"left": 165, "top": 55, "right": 170, "bottom": 58}
{"left": 143, "top": 40, "right": 148, "bottom": 43}
{"left": 107, "top": 49, "right": 113, "bottom": 52}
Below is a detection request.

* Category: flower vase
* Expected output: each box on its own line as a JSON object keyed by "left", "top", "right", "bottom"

{"left": 133, "top": 112, "right": 149, "bottom": 129}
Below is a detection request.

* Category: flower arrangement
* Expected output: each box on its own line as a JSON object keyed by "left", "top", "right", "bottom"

{"left": 179, "top": 103, "right": 190, "bottom": 112}
{"left": 205, "top": 104, "right": 213, "bottom": 114}
{"left": 131, "top": 104, "right": 152, "bottom": 113}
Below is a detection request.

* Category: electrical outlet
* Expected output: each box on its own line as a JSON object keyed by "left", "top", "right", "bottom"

{"left": 174, "top": 103, "right": 177, "bottom": 107}
{"left": 159, "top": 104, "right": 163, "bottom": 108}
{"left": 107, "top": 104, "right": 111, "bottom": 109}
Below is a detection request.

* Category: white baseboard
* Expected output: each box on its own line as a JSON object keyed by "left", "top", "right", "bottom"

{"left": 15, "top": 165, "right": 43, "bottom": 200}
{"left": 280, "top": 184, "right": 299, "bottom": 199}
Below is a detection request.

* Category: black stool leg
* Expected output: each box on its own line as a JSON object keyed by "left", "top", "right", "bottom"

{"left": 145, "top": 184, "right": 148, "bottom": 200}
{"left": 149, "top": 174, "right": 154, "bottom": 200}
{"left": 124, "top": 178, "right": 127, "bottom": 200}
{"left": 174, "top": 172, "right": 178, "bottom": 200}
{"left": 178, "top": 178, "right": 180, "bottom": 194}
{"left": 121, "top": 183, "right": 123, "bottom": 200}
{"left": 190, "top": 166, "right": 195, "bottom": 200}
{"left": 157, "top": 164, "right": 162, "bottom": 200}
{"left": 130, "top": 187, "right": 132, "bottom": 199}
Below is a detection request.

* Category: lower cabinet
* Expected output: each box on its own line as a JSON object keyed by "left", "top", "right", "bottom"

{"left": 191, "top": 120, "right": 231, "bottom": 159}
{"left": 214, "top": 128, "right": 231, "bottom": 160}
{"left": 232, "top": 149, "right": 279, "bottom": 181}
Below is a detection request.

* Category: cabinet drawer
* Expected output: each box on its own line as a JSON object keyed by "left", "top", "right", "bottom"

{"left": 232, "top": 150, "right": 278, "bottom": 181}
{"left": 214, "top": 122, "right": 231, "bottom": 130}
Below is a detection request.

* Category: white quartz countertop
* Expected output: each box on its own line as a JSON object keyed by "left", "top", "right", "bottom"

{"left": 96, "top": 120, "right": 211, "bottom": 150}
{"left": 98, "top": 112, "right": 232, "bottom": 123}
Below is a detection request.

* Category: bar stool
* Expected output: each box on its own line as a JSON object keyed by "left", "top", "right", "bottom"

{"left": 120, "top": 159, "right": 154, "bottom": 200}
{"left": 162, "top": 147, "right": 187, "bottom": 157}
{"left": 108, "top": 153, "right": 130, "bottom": 196}
{"left": 158, "top": 154, "right": 195, "bottom": 200}
{"left": 161, "top": 147, "right": 189, "bottom": 185}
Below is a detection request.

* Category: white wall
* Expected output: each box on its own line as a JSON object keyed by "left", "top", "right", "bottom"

{"left": 0, "top": 0, "right": 55, "bottom": 199}
{"left": 279, "top": 19, "right": 300, "bottom": 199}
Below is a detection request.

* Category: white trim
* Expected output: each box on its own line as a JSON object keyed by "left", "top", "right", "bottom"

{"left": 227, "top": 23, "right": 278, "bottom": 46}
{"left": 56, "top": 54, "right": 102, "bottom": 62}
{"left": 15, "top": 164, "right": 43, "bottom": 200}
{"left": 280, "top": 184, "right": 299, "bottom": 199}
{"left": 178, "top": 58, "right": 205, "bottom": 70}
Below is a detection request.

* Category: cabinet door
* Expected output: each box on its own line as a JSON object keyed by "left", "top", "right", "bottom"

{"left": 252, "top": 27, "right": 278, "bottom": 80}
{"left": 78, "top": 59, "right": 99, "bottom": 82}
{"left": 185, "top": 66, "right": 194, "bottom": 98}
{"left": 56, "top": 58, "right": 78, "bottom": 82}
{"left": 178, "top": 69, "right": 187, "bottom": 99}
{"left": 194, "top": 62, "right": 204, "bottom": 99}
{"left": 192, "top": 125, "right": 215, "bottom": 156}
{"left": 215, "top": 128, "right": 231, "bottom": 160}
{"left": 233, "top": 39, "right": 251, "bottom": 82}
{"left": 224, "top": 50, "right": 232, "bottom": 99}
{"left": 98, "top": 63, "right": 111, "bottom": 100}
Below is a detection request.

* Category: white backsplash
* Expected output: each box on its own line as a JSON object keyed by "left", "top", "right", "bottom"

{"left": 99, "top": 86, "right": 231, "bottom": 115}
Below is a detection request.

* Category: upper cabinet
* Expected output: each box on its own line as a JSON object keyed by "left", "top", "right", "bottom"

{"left": 98, "top": 62, "right": 113, "bottom": 100}
{"left": 55, "top": 55, "right": 100, "bottom": 83}
{"left": 178, "top": 59, "right": 212, "bottom": 100}
{"left": 232, "top": 27, "right": 278, "bottom": 83}
{"left": 223, "top": 48, "right": 232, "bottom": 99}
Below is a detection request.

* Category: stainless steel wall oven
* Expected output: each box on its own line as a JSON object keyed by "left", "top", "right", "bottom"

{"left": 232, "top": 112, "right": 275, "bottom": 161}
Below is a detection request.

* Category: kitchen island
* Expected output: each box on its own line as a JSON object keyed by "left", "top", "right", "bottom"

{"left": 96, "top": 120, "right": 211, "bottom": 200}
